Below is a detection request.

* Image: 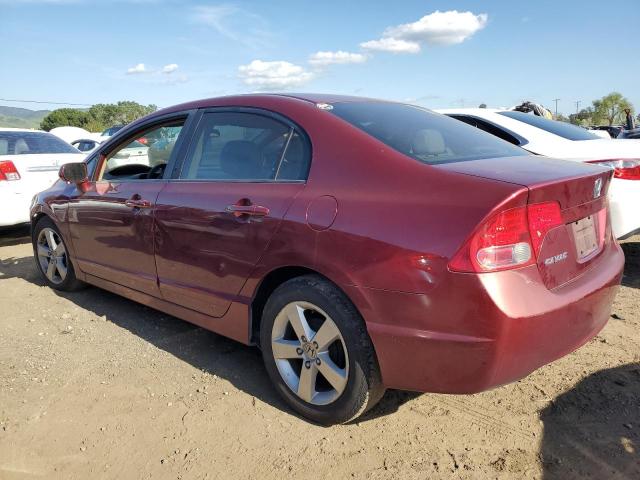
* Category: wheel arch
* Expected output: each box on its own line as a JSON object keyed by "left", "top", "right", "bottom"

{"left": 30, "top": 211, "right": 49, "bottom": 231}
{"left": 249, "top": 266, "right": 372, "bottom": 346}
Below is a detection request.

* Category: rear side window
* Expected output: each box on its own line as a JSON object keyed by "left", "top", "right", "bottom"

{"left": 181, "top": 112, "right": 310, "bottom": 181}
{"left": 498, "top": 111, "right": 599, "bottom": 141}
{"left": 330, "top": 102, "right": 527, "bottom": 164}
{"left": 0, "top": 131, "right": 79, "bottom": 155}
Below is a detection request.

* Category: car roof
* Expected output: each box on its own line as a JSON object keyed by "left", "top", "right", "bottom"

{"left": 153, "top": 93, "right": 396, "bottom": 118}
{"left": 437, "top": 107, "right": 506, "bottom": 114}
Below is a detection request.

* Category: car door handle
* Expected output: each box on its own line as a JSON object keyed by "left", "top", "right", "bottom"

{"left": 125, "top": 198, "right": 152, "bottom": 209}
{"left": 225, "top": 203, "right": 270, "bottom": 217}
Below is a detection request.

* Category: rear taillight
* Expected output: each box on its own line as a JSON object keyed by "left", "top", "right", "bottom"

{"left": 0, "top": 161, "right": 21, "bottom": 181}
{"left": 589, "top": 159, "right": 640, "bottom": 180}
{"left": 449, "top": 201, "right": 563, "bottom": 273}
{"left": 527, "top": 201, "right": 563, "bottom": 256}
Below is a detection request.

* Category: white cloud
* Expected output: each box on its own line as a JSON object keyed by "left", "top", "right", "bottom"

{"left": 126, "top": 63, "right": 148, "bottom": 74}
{"left": 191, "top": 5, "right": 236, "bottom": 36}
{"left": 309, "top": 50, "right": 368, "bottom": 67}
{"left": 238, "top": 60, "right": 313, "bottom": 90}
{"left": 361, "top": 10, "right": 487, "bottom": 54}
{"left": 360, "top": 38, "right": 421, "bottom": 54}
{"left": 385, "top": 10, "right": 488, "bottom": 46}
{"left": 162, "top": 63, "right": 179, "bottom": 74}
{"left": 190, "top": 4, "right": 272, "bottom": 49}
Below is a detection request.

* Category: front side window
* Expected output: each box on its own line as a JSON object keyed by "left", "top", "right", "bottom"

{"left": 0, "top": 131, "right": 79, "bottom": 155}
{"left": 180, "top": 111, "right": 310, "bottom": 181}
{"left": 330, "top": 102, "right": 527, "bottom": 164}
{"left": 98, "top": 120, "right": 185, "bottom": 181}
{"left": 498, "top": 111, "right": 599, "bottom": 141}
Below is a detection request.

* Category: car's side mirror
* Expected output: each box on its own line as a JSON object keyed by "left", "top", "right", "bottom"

{"left": 59, "top": 162, "right": 88, "bottom": 184}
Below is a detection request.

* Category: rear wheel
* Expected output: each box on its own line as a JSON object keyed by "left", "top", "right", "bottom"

{"left": 32, "top": 217, "right": 84, "bottom": 291}
{"left": 260, "top": 275, "right": 384, "bottom": 425}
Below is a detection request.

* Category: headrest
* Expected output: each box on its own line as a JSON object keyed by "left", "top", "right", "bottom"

{"left": 220, "top": 140, "right": 260, "bottom": 179}
{"left": 412, "top": 129, "right": 445, "bottom": 156}
{"left": 14, "top": 138, "right": 29, "bottom": 155}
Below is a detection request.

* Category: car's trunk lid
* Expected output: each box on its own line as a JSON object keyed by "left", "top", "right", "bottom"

{"left": 438, "top": 155, "right": 614, "bottom": 289}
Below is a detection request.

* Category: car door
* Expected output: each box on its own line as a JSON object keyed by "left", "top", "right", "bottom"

{"left": 66, "top": 113, "right": 192, "bottom": 297}
{"left": 154, "top": 108, "right": 311, "bottom": 317}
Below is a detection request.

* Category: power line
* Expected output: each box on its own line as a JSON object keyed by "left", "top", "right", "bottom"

{"left": 0, "top": 98, "right": 92, "bottom": 107}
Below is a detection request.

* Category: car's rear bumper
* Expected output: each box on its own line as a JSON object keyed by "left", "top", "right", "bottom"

{"left": 346, "top": 241, "right": 624, "bottom": 394}
{"left": 0, "top": 187, "right": 31, "bottom": 227}
{"left": 609, "top": 178, "right": 640, "bottom": 239}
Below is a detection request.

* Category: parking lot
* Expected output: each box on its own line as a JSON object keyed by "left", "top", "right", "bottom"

{"left": 0, "top": 227, "right": 638, "bottom": 479}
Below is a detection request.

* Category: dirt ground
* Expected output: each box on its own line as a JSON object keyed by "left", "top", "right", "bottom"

{"left": 0, "top": 226, "right": 638, "bottom": 480}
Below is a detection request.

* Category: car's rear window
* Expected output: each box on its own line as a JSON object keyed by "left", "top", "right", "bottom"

{"left": 0, "top": 131, "right": 79, "bottom": 155}
{"left": 498, "top": 111, "right": 599, "bottom": 141}
{"left": 102, "top": 126, "right": 124, "bottom": 136}
{"left": 329, "top": 102, "right": 527, "bottom": 164}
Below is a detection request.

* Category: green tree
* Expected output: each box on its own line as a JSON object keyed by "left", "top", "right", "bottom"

{"left": 569, "top": 108, "right": 588, "bottom": 126}
{"left": 88, "top": 101, "right": 157, "bottom": 130}
{"left": 40, "top": 101, "right": 157, "bottom": 132}
{"left": 592, "top": 92, "right": 633, "bottom": 126}
{"left": 40, "top": 108, "right": 90, "bottom": 131}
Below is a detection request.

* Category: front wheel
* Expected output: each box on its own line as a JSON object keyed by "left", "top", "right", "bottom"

{"left": 32, "top": 217, "right": 84, "bottom": 291}
{"left": 260, "top": 275, "right": 384, "bottom": 425}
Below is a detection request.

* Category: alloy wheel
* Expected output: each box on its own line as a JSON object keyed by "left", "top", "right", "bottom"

{"left": 36, "top": 228, "right": 68, "bottom": 285}
{"left": 271, "top": 301, "right": 349, "bottom": 405}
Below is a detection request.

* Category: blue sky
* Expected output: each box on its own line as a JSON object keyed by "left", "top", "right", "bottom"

{"left": 1, "top": 0, "right": 639, "bottom": 115}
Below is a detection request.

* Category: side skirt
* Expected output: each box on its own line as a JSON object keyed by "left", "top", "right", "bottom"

{"left": 82, "top": 273, "right": 251, "bottom": 345}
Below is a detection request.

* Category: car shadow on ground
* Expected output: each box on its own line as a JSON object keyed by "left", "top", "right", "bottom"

{"left": 540, "top": 363, "right": 640, "bottom": 479}
{"left": 620, "top": 241, "right": 640, "bottom": 289}
{"left": 0, "top": 252, "right": 413, "bottom": 424}
{"left": 0, "top": 225, "right": 30, "bottom": 248}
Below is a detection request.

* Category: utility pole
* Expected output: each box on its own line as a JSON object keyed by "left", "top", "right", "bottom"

{"left": 553, "top": 98, "right": 560, "bottom": 117}
{"left": 575, "top": 100, "right": 581, "bottom": 114}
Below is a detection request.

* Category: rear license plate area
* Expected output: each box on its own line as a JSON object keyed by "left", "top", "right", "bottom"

{"left": 571, "top": 215, "right": 598, "bottom": 261}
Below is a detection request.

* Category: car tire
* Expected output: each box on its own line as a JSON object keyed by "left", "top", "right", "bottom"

{"left": 260, "top": 274, "right": 384, "bottom": 425}
{"left": 32, "top": 216, "right": 85, "bottom": 292}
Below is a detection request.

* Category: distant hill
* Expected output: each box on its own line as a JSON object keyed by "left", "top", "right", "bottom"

{"left": 0, "top": 106, "right": 51, "bottom": 129}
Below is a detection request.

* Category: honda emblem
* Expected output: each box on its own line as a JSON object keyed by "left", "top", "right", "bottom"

{"left": 593, "top": 178, "right": 603, "bottom": 199}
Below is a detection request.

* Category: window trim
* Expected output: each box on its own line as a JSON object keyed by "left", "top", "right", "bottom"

{"left": 92, "top": 109, "right": 196, "bottom": 183}
{"left": 172, "top": 106, "right": 312, "bottom": 184}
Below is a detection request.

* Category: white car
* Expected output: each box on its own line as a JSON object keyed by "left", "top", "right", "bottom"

{"left": 98, "top": 125, "right": 125, "bottom": 143}
{"left": 70, "top": 138, "right": 101, "bottom": 153}
{"left": 438, "top": 108, "right": 640, "bottom": 239}
{"left": 0, "top": 128, "right": 85, "bottom": 227}
{"left": 587, "top": 129, "right": 613, "bottom": 139}
{"left": 105, "top": 140, "right": 149, "bottom": 170}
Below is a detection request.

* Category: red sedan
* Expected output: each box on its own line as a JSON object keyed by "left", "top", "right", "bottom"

{"left": 30, "top": 94, "right": 623, "bottom": 425}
